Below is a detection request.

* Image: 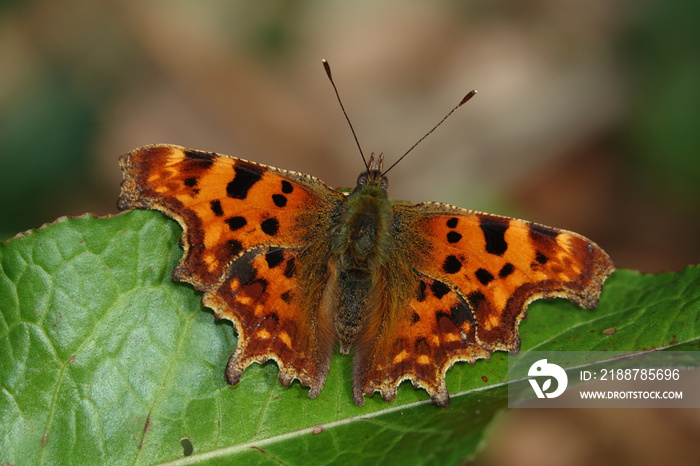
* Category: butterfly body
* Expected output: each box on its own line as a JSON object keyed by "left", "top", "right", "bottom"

{"left": 325, "top": 153, "right": 395, "bottom": 352}
{"left": 118, "top": 144, "right": 613, "bottom": 406}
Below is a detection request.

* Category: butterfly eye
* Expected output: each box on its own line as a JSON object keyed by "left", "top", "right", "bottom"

{"left": 357, "top": 172, "right": 369, "bottom": 186}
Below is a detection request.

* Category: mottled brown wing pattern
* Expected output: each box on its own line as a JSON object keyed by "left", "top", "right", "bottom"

{"left": 118, "top": 144, "right": 344, "bottom": 395}
{"left": 353, "top": 275, "right": 491, "bottom": 406}
{"left": 206, "top": 247, "right": 333, "bottom": 396}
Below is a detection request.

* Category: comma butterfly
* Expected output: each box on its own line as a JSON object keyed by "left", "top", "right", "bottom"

{"left": 117, "top": 66, "right": 613, "bottom": 406}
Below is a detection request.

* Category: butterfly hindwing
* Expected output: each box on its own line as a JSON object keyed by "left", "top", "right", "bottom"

{"left": 353, "top": 275, "right": 491, "bottom": 406}
{"left": 206, "top": 247, "right": 333, "bottom": 395}
{"left": 118, "top": 144, "right": 344, "bottom": 395}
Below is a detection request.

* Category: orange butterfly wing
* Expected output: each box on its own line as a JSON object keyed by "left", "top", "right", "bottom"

{"left": 354, "top": 202, "right": 613, "bottom": 406}
{"left": 118, "top": 144, "right": 344, "bottom": 396}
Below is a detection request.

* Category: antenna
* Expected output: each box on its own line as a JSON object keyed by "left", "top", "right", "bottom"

{"left": 322, "top": 59, "right": 369, "bottom": 170}
{"left": 382, "top": 89, "right": 477, "bottom": 176}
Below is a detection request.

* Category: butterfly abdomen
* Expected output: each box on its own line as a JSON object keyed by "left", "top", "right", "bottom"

{"left": 330, "top": 179, "right": 395, "bottom": 352}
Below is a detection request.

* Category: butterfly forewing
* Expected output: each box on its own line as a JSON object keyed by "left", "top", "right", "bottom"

{"left": 118, "top": 144, "right": 343, "bottom": 396}
{"left": 119, "top": 145, "right": 340, "bottom": 285}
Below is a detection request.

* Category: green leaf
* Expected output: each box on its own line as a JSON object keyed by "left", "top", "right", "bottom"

{"left": 1, "top": 211, "right": 698, "bottom": 465}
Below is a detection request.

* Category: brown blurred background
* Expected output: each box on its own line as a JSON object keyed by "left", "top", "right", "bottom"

{"left": 1, "top": 1, "right": 698, "bottom": 464}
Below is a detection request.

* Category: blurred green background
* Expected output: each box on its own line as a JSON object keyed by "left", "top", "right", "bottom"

{"left": 1, "top": 1, "right": 699, "bottom": 464}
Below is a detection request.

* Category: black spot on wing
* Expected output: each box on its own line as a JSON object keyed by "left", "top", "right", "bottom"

{"left": 475, "top": 268, "right": 494, "bottom": 285}
{"left": 265, "top": 249, "right": 285, "bottom": 269}
{"left": 261, "top": 218, "right": 280, "bottom": 236}
{"left": 535, "top": 252, "right": 548, "bottom": 264}
{"left": 498, "top": 263, "right": 514, "bottom": 278}
{"left": 442, "top": 255, "right": 462, "bottom": 274}
{"left": 430, "top": 280, "right": 450, "bottom": 299}
{"left": 411, "top": 312, "right": 420, "bottom": 324}
{"left": 210, "top": 200, "right": 224, "bottom": 217}
{"left": 281, "top": 180, "right": 294, "bottom": 194}
{"left": 447, "top": 231, "right": 462, "bottom": 244}
{"left": 446, "top": 217, "right": 458, "bottom": 228}
{"left": 226, "top": 216, "right": 247, "bottom": 231}
{"left": 272, "top": 194, "right": 287, "bottom": 207}
{"left": 227, "top": 162, "right": 263, "bottom": 199}
{"left": 184, "top": 177, "right": 197, "bottom": 187}
{"left": 479, "top": 217, "right": 509, "bottom": 256}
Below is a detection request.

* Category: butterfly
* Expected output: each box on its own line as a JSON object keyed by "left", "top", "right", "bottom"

{"left": 117, "top": 140, "right": 613, "bottom": 406}
{"left": 118, "top": 61, "right": 612, "bottom": 406}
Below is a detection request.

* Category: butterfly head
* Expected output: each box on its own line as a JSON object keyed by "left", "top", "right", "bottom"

{"left": 357, "top": 152, "right": 388, "bottom": 191}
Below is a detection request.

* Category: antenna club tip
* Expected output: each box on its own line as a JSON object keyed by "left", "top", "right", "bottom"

{"left": 460, "top": 89, "right": 478, "bottom": 106}
{"left": 322, "top": 59, "right": 332, "bottom": 77}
